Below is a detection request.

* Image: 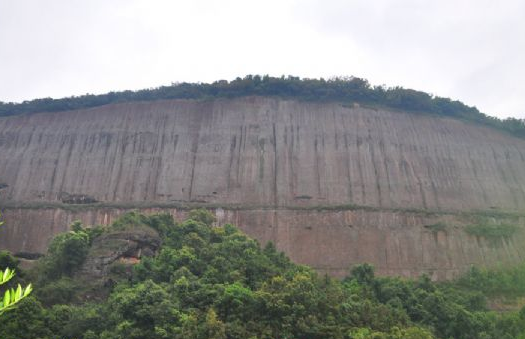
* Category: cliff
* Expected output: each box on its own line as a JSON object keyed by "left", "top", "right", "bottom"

{"left": 1, "top": 97, "right": 524, "bottom": 278}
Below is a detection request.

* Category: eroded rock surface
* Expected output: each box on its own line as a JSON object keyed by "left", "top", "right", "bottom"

{"left": 77, "top": 225, "right": 160, "bottom": 281}
{"left": 1, "top": 97, "right": 524, "bottom": 210}
{"left": 1, "top": 97, "right": 525, "bottom": 278}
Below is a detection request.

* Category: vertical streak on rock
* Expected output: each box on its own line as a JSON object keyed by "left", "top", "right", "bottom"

{"left": 491, "top": 146, "right": 518, "bottom": 208}
{"left": 424, "top": 157, "right": 440, "bottom": 210}
{"left": 314, "top": 137, "right": 322, "bottom": 198}
{"left": 173, "top": 134, "right": 179, "bottom": 151}
{"left": 272, "top": 123, "right": 278, "bottom": 207}
{"left": 49, "top": 158, "right": 58, "bottom": 195}
{"left": 356, "top": 136, "right": 366, "bottom": 205}
{"left": 112, "top": 133, "right": 127, "bottom": 201}
{"left": 236, "top": 126, "right": 243, "bottom": 186}
{"left": 415, "top": 175, "right": 428, "bottom": 209}
{"left": 22, "top": 126, "right": 35, "bottom": 154}
{"left": 257, "top": 138, "right": 264, "bottom": 183}
{"left": 243, "top": 126, "right": 247, "bottom": 151}
{"left": 343, "top": 133, "right": 353, "bottom": 203}
{"left": 379, "top": 139, "right": 392, "bottom": 207}
{"left": 227, "top": 135, "right": 236, "bottom": 192}
{"left": 188, "top": 108, "right": 204, "bottom": 201}
{"left": 354, "top": 112, "right": 366, "bottom": 205}
{"left": 58, "top": 135, "right": 76, "bottom": 196}
{"left": 340, "top": 109, "right": 353, "bottom": 203}
{"left": 188, "top": 156, "right": 196, "bottom": 200}
{"left": 512, "top": 145, "right": 525, "bottom": 202}
{"left": 368, "top": 134, "right": 382, "bottom": 208}
{"left": 457, "top": 230, "right": 469, "bottom": 271}
{"left": 289, "top": 125, "right": 295, "bottom": 199}
{"left": 272, "top": 209, "right": 280, "bottom": 252}
{"left": 467, "top": 150, "right": 489, "bottom": 205}
{"left": 152, "top": 128, "right": 165, "bottom": 200}
{"left": 333, "top": 110, "right": 339, "bottom": 151}
{"left": 515, "top": 145, "right": 525, "bottom": 162}
{"left": 503, "top": 149, "right": 525, "bottom": 204}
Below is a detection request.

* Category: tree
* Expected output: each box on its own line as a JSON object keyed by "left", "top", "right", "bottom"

{"left": 43, "top": 229, "right": 90, "bottom": 277}
{"left": 351, "top": 263, "right": 375, "bottom": 286}
{"left": 0, "top": 213, "right": 32, "bottom": 315}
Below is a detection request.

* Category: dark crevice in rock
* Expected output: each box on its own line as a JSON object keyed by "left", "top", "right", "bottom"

{"left": 14, "top": 252, "right": 44, "bottom": 260}
{"left": 60, "top": 192, "right": 98, "bottom": 204}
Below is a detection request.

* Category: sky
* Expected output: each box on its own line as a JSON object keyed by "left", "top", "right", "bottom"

{"left": 0, "top": 0, "right": 524, "bottom": 119}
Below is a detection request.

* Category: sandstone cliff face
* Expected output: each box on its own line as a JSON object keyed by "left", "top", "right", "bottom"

{"left": 1, "top": 97, "right": 524, "bottom": 278}
{"left": 1, "top": 207, "right": 524, "bottom": 280}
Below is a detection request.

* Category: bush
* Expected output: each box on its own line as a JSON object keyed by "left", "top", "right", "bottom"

{"left": 465, "top": 223, "right": 518, "bottom": 239}
{"left": 1, "top": 75, "right": 524, "bottom": 138}
{"left": 39, "top": 230, "right": 90, "bottom": 280}
{"left": 2, "top": 210, "right": 525, "bottom": 339}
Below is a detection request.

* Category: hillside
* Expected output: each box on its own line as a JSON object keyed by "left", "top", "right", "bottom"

{"left": 1, "top": 76, "right": 524, "bottom": 138}
{"left": 1, "top": 80, "right": 525, "bottom": 279}
{"left": 1, "top": 211, "right": 525, "bottom": 339}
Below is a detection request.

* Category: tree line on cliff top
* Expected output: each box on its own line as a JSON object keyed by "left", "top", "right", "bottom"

{"left": 1, "top": 75, "right": 524, "bottom": 138}
{"left": 1, "top": 210, "right": 525, "bottom": 339}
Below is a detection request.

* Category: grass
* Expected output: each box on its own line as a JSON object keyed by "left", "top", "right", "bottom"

{"left": 2, "top": 200, "right": 524, "bottom": 220}
{"left": 465, "top": 222, "right": 519, "bottom": 239}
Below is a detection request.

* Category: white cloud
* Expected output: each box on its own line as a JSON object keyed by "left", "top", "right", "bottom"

{"left": 0, "top": 0, "right": 523, "bottom": 118}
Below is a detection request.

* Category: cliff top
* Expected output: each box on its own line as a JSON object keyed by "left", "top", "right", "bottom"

{"left": 1, "top": 75, "right": 524, "bottom": 138}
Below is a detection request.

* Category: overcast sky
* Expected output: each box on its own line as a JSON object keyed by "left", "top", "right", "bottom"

{"left": 0, "top": 0, "right": 524, "bottom": 119}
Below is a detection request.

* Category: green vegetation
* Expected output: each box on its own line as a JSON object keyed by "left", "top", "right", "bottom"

{"left": 453, "top": 265, "right": 525, "bottom": 298}
{"left": 5, "top": 200, "right": 525, "bottom": 223}
{"left": 465, "top": 217, "right": 519, "bottom": 239}
{"left": 0, "top": 210, "right": 525, "bottom": 339}
{"left": 1, "top": 75, "right": 524, "bottom": 138}
{"left": 0, "top": 214, "right": 32, "bottom": 316}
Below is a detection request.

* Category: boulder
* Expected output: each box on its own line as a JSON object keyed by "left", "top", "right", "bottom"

{"left": 77, "top": 225, "right": 160, "bottom": 282}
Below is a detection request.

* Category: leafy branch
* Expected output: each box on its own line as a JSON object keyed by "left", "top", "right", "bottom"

{"left": 0, "top": 214, "right": 33, "bottom": 315}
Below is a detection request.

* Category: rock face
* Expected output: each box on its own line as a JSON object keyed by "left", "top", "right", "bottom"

{"left": 77, "top": 225, "right": 160, "bottom": 281}
{"left": 1, "top": 96, "right": 525, "bottom": 278}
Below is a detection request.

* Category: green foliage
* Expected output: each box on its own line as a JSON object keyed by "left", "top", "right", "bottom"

{"left": 106, "top": 280, "right": 182, "bottom": 339}
{"left": 70, "top": 220, "right": 105, "bottom": 244}
{"left": 36, "top": 277, "right": 80, "bottom": 305}
{"left": 348, "top": 326, "right": 434, "bottom": 339}
{"left": 0, "top": 268, "right": 33, "bottom": 315}
{"left": 465, "top": 222, "right": 518, "bottom": 239}
{"left": 350, "top": 262, "right": 376, "bottom": 286}
{"left": 0, "top": 214, "right": 32, "bottom": 317}
{"left": 1, "top": 75, "right": 524, "bottom": 138}
{"left": 188, "top": 208, "right": 216, "bottom": 227}
{"left": 454, "top": 264, "right": 525, "bottom": 298}
{"left": 0, "top": 297, "right": 49, "bottom": 339}
{"left": 0, "top": 251, "right": 20, "bottom": 274}
{"left": 39, "top": 229, "right": 90, "bottom": 279}
{"left": 2, "top": 210, "right": 525, "bottom": 339}
{"left": 111, "top": 210, "right": 149, "bottom": 230}
{"left": 143, "top": 212, "right": 177, "bottom": 237}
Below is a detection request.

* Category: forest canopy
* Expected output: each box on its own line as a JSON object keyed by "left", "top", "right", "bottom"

{"left": 1, "top": 210, "right": 525, "bottom": 339}
{"left": 1, "top": 75, "right": 524, "bottom": 138}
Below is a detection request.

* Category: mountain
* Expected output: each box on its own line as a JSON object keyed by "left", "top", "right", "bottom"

{"left": 1, "top": 77, "right": 524, "bottom": 279}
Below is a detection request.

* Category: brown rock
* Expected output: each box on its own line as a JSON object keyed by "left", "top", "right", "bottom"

{"left": 1, "top": 97, "right": 524, "bottom": 279}
{"left": 77, "top": 225, "right": 160, "bottom": 281}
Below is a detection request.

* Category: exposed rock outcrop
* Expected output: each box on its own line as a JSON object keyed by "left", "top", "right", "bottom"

{"left": 1, "top": 97, "right": 524, "bottom": 278}
{"left": 77, "top": 225, "right": 160, "bottom": 282}
{"left": 1, "top": 206, "right": 524, "bottom": 280}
